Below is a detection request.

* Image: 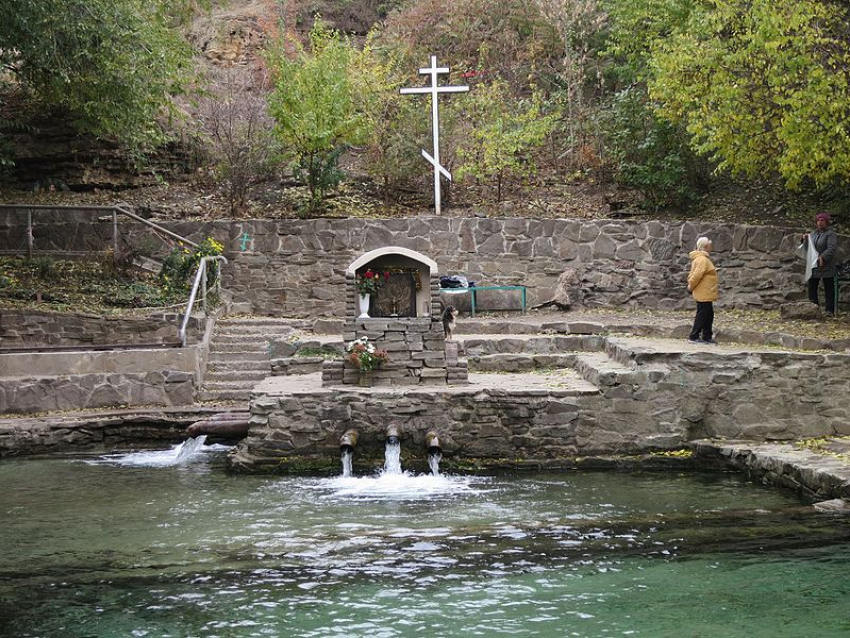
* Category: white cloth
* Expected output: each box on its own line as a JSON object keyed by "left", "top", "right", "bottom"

{"left": 797, "top": 235, "right": 819, "bottom": 282}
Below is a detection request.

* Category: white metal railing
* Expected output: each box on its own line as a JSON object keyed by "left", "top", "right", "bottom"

{"left": 178, "top": 255, "right": 228, "bottom": 347}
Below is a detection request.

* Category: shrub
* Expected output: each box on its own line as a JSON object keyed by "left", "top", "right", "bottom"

{"left": 601, "top": 87, "right": 707, "bottom": 209}
{"left": 157, "top": 237, "right": 224, "bottom": 300}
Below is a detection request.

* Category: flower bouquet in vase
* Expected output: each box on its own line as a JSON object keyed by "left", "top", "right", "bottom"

{"left": 355, "top": 269, "right": 389, "bottom": 318}
{"left": 346, "top": 337, "right": 389, "bottom": 385}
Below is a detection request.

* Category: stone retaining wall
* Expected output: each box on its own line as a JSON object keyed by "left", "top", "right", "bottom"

{"left": 229, "top": 387, "right": 595, "bottom": 472}
{"left": 3, "top": 210, "right": 846, "bottom": 317}
{"left": 0, "top": 347, "right": 200, "bottom": 414}
{"left": 693, "top": 441, "right": 850, "bottom": 499}
{"left": 0, "top": 309, "right": 203, "bottom": 347}
{"left": 0, "top": 409, "right": 217, "bottom": 457}
{"left": 231, "top": 338, "right": 850, "bottom": 472}
{"left": 601, "top": 340, "right": 850, "bottom": 442}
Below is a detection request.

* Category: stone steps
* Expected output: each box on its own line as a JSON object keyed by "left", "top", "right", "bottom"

{"left": 202, "top": 380, "right": 260, "bottom": 391}
{"left": 211, "top": 333, "right": 286, "bottom": 344}
{"left": 572, "top": 353, "right": 633, "bottom": 387}
{"left": 199, "top": 316, "right": 296, "bottom": 402}
{"left": 198, "top": 388, "right": 257, "bottom": 402}
{"left": 207, "top": 351, "right": 270, "bottom": 364}
{"left": 202, "top": 370, "right": 269, "bottom": 383}
{"left": 216, "top": 317, "right": 305, "bottom": 329}
{"left": 459, "top": 334, "right": 605, "bottom": 356}
{"left": 208, "top": 342, "right": 274, "bottom": 354}
{"left": 270, "top": 357, "right": 326, "bottom": 375}
{"left": 466, "top": 353, "right": 578, "bottom": 373}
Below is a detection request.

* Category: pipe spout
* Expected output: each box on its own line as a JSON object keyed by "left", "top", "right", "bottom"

{"left": 425, "top": 431, "right": 441, "bottom": 455}
{"left": 385, "top": 424, "right": 401, "bottom": 445}
{"left": 340, "top": 429, "right": 358, "bottom": 454}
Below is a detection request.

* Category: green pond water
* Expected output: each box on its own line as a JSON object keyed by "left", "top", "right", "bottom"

{"left": 2, "top": 446, "right": 850, "bottom": 638}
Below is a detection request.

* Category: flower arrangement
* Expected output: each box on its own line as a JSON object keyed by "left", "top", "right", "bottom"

{"left": 345, "top": 337, "right": 389, "bottom": 372}
{"left": 356, "top": 269, "right": 389, "bottom": 296}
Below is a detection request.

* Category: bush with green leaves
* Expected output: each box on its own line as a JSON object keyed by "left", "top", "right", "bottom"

{"left": 456, "top": 81, "right": 558, "bottom": 202}
{"left": 157, "top": 237, "right": 224, "bottom": 301}
{"left": 606, "top": 0, "right": 850, "bottom": 190}
{"left": 601, "top": 86, "right": 706, "bottom": 209}
{"left": 268, "top": 21, "right": 368, "bottom": 213}
{"left": 0, "top": 0, "right": 193, "bottom": 158}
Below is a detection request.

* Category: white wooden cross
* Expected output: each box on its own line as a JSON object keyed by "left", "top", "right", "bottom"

{"left": 400, "top": 55, "right": 469, "bottom": 216}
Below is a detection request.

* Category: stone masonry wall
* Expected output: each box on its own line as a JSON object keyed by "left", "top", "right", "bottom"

{"left": 232, "top": 339, "right": 850, "bottom": 472}
{"left": 0, "top": 310, "right": 203, "bottom": 347}
{"left": 2, "top": 209, "right": 848, "bottom": 316}
{"left": 229, "top": 387, "right": 592, "bottom": 472}
{"left": 332, "top": 317, "right": 468, "bottom": 387}
{"left": 0, "top": 347, "right": 200, "bottom": 414}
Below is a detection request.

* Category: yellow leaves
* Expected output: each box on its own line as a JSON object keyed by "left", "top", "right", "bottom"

{"left": 651, "top": 449, "right": 694, "bottom": 458}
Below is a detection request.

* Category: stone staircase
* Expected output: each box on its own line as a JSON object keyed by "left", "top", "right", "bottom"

{"left": 199, "top": 317, "right": 298, "bottom": 403}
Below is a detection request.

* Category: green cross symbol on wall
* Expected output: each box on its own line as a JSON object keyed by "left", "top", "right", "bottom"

{"left": 238, "top": 232, "right": 252, "bottom": 251}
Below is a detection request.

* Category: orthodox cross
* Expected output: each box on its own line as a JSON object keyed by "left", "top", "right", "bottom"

{"left": 238, "top": 232, "right": 252, "bottom": 251}
{"left": 400, "top": 55, "right": 469, "bottom": 216}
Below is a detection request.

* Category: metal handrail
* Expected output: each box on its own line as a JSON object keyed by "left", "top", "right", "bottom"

{"left": 113, "top": 203, "right": 198, "bottom": 250}
{"left": 178, "top": 255, "right": 228, "bottom": 347}
{"left": 0, "top": 202, "right": 198, "bottom": 256}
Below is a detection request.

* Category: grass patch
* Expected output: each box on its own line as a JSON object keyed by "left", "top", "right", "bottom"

{"left": 0, "top": 255, "right": 176, "bottom": 314}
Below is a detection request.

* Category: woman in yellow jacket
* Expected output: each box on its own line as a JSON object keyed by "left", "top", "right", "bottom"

{"left": 687, "top": 236, "right": 718, "bottom": 344}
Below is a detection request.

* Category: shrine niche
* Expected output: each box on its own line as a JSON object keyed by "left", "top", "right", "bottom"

{"left": 372, "top": 271, "right": 417, "bottom": 318}
{"left": 345, "top": 247, "right": 438, "bottom": 319}
{"left": 325, "top": 247, "right": 468, "bottom": 388}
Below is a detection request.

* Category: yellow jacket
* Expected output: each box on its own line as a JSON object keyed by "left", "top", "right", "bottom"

{"left": 687, "top": 250, "right": 718, "bottom": 302}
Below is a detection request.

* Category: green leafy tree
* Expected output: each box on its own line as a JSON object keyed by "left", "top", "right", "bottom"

{"left": 0, "top": 0, "right": 193, "bottom": 157}
{"left": 601, "top": 86, "right": 706, "bottom": 208}
{"left": 351, "top": 34, "right": 424, "bottom": 204}
{"left": 604, "top": 0, "right": 696, "bottom": 84}
{"left": 456, "top": 81, "right": 558, "bottom": 202}
{"left": 642, "top": 0, "right": 850, "bottom": 188}
{"left": 268, "top": 21, "right": 368, "bottom": 211}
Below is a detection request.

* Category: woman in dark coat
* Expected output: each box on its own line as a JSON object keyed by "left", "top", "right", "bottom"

{"left": 802, "top": 212, "right": 838, "bottom": 314}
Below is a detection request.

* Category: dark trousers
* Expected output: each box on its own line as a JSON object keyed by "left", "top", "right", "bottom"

{"left": 689, "top": 301, "right": 714, "bottom": 341}
{"left": 808, "top": 277, "right": 835, "bottom": 314}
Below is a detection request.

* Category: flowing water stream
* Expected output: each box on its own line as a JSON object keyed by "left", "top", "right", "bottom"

{"left": 2, "top": 448, "right": 850, "bottom": 637}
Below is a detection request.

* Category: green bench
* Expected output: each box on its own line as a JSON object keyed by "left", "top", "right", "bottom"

{"left": 439, "top": 285, "right": 527, "bottom": 317}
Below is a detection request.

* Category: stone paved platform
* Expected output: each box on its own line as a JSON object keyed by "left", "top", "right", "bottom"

{"left": 694, "top": 439, "right": 850, "bottom": 501}
{"left": 253, "top": 369, "right": 600, "bottom": 397}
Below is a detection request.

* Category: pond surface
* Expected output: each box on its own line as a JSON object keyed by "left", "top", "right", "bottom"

{"left": 2, "top": 447, "right": 850, "bottom": 638}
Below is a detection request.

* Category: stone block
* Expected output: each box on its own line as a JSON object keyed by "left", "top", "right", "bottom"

{"left": 420, "top": 368, "right": 448, "bottom": 379}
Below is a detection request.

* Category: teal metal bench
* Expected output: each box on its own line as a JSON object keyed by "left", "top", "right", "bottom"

{"left": 439, "top": 285, "right": 527, "bottom": 317}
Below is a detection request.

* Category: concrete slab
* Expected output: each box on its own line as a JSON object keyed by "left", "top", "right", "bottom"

{"left": 252, "top": 368, "right": 599, "bottom": 397}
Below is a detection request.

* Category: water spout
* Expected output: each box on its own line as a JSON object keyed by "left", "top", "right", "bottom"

{"left": 340, "top": 429, "right": 358, "bottom": 454}
{"left": 341, "top": 450, "right": 353, "bottom": 478}
{"left": 339, "top": 430, "right": 358, "bottom": 478}
{"left": 385, "top": 424, "right": 401, "bottom": 446}
{"left": 174, "top": 435, "right": 208, "bottom": 464}
{"left": 428, "top": 452, "right": 442, "bottom": 476}
{"left": 425, "top": 431, "right": 441, "bottom": 455}
{"left": 426, "top": 431, "right": 442, "bottom": 476}
{"left": 383, "top": 424, "right": 402, "bottom": 475}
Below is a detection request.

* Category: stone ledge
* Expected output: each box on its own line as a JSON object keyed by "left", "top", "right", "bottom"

{"left": 692, "top": 439, "right": 850, "bottom": 499}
